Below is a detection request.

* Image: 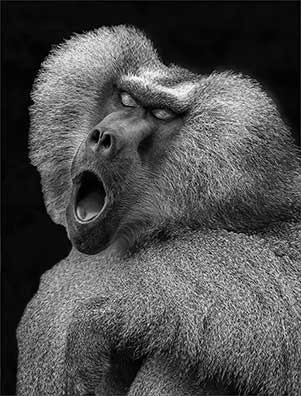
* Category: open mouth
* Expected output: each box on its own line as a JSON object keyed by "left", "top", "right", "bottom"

{"left": 74, "top": 171, "right": 107, "bottom": 223}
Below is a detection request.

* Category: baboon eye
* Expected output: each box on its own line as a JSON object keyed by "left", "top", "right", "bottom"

{"left": 120, "top": 92, "right": 138, "bottom": 107}
{"left": 151, "top": 108, "right": 175, "bottom": 120}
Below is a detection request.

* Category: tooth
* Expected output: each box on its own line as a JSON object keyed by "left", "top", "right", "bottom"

{"left": 77, "top": 192, "right": 102, "bottom": 221}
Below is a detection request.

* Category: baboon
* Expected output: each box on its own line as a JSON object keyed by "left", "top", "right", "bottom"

{"left": 17, "top": 26, "right": 301, "bottom": 395}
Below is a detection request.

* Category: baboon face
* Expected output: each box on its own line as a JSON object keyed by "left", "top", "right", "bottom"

{"left": 66, "top": 85, "right": 185, "bottom": 254}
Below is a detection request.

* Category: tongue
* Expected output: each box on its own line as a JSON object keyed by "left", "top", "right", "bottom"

{"left": 76, "top": 191, "right": 104, "bottom": 221}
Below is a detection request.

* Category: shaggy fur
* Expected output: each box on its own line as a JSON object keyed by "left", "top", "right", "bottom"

{"left": 17, "top": 25, "right": 301, "bottom": 395}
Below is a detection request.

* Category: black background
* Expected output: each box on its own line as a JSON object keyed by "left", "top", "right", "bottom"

{"left": 2, "top": 1, "right": 300, "bottom": 394}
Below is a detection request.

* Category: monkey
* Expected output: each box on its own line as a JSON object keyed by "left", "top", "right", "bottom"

{"left": 16, "top": 25, "right": 301, "bottom": 395}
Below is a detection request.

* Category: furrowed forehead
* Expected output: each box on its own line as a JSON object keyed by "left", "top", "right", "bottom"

{"left": 118, "top": 68, "right": 198, "bottom": 112}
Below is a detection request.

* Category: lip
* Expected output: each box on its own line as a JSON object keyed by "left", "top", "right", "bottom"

{"left": 72, "top": 170, "right": 108, "bottom": 225}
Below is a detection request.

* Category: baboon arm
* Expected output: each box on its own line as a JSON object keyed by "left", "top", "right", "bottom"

{"left": 128, "top": 356, "right": 229, "bottom": 396}
{"left": 64, "top": 298, "right": 229, "bottom": 396}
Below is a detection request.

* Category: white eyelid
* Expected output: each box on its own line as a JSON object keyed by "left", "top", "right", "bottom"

{"left": 120, "top": 92, "right": 137, "bottom": 107}
{"left": 152, "top": 108, "right": 175, "bottom": 120}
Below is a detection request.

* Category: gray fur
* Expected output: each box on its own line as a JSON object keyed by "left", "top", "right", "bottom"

{"left": 17, "top": 25, "right": 301, "bottom": 395}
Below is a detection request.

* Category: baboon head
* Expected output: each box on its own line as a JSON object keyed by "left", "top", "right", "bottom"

{"left": 29, "top": 25, "right": 301, "bottom": 254}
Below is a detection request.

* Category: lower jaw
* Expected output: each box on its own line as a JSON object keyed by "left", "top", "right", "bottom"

{"left": 70, "top": 226, "right": 111, "bottom": 255}
{"left": 66, "top": 200, "right": 112, "bottom": 255}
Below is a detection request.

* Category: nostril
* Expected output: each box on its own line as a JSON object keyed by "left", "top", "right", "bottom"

{"left": 90, "top": 129, "right": 100, "bottom": 144}
{"left": 88, "top": 128, "right": 114, "bottom": 153}
{"left": 100, "top": 133, "right": 112, "bottom": 149}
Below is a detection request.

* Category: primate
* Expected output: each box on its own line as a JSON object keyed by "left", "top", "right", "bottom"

{"left": 17, "top": 26, "right": 301, "bottom": 395}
